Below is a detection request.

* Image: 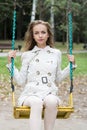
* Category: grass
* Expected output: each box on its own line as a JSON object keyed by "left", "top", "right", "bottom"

{"left": 0, "top": 56, "right": 21, "bottom": 75}
{"left": 0, "top": 40, "right": 87, "bottom": 77}
{"left": 0, "top": 53, "right": 87, "bottom": 77}
{"left": 62, "top": 53, "right": 87, "bottom": 76}
{"left": 55, "top": 42, "right": 84, "bottom": 51}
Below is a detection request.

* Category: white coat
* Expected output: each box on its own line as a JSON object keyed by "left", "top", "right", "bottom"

{"left": 7, "top": 46, "right": 70, "bottom": 106}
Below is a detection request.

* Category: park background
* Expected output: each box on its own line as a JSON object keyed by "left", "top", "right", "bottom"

{"left": 0, "top": 0, "right": 87, "bottom": 130}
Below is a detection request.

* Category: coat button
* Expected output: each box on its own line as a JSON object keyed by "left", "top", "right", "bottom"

{"left": 48, "top": 72, "right": 51, "bottom": 76}
{"left": 36, "top": 71, "right": 40, "bottom": 75}
{"left": 47, "top": 50, "right": 51, "bottom": 53}
{"left": 47, "top": 83, "right": 51, "bottom": 87}
{"left": 36, "top": 82, "right": 39, "bottom": 85}
{"left": 36, "top": 59, "right": 39, "bottom": 62}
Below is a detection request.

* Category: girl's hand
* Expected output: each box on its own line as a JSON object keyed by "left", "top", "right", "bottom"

{"left": 8, "top": 50, "right": 16, "bottom": 64}
{"left": 67, "top": 54, "right": 75, "bottom": 64}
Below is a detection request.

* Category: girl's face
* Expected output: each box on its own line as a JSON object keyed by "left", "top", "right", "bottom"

{"left": 33, "top": 24, "right": 49, "bottom": 48}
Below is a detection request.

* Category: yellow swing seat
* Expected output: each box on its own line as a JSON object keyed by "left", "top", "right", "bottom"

{"left": 13, "top": 106, "right": 74, "bottom": 119}
{"left": 12, "top": 92, "right": 74, "bottom": 119}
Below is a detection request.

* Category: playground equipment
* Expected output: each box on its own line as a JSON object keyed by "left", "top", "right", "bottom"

{"left": 11, "top": 0, "right": 74, "bottom": 119}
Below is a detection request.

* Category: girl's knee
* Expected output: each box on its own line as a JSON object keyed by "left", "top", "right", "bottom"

{"left": 24, "top": 96, "right": 43, "bottom": 108}
{"left": 31, "top": 98, "right": 43, "bottom": 107}
{"left": 44, "top": 95, "right": 58, "bottom": 108}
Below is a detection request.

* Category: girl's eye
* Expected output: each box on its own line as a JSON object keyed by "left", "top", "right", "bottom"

{"left": 34, "top": 32, "right": 39, "bottom": 35}
{"left": 42, "top": 31, "right": 46, "bottom": 34}
{"left": 33, "top": 31, "right": 46, "bottom": 35}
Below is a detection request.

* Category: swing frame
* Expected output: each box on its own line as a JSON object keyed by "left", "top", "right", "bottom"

{"left": 11, "top": 0, "right": 74, "bottom": 119}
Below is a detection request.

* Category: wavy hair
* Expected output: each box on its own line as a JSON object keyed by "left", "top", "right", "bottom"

{"left": 23, "top": 20, "right": 54, "bottom": 51}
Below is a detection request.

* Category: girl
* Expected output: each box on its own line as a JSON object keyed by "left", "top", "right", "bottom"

{"left": 7, "top": 20, "right": 76, "bottom": 130}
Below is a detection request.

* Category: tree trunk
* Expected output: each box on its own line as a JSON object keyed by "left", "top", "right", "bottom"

{"left": 4, "top": 20, "right": 7, "bottom": 39}
{"left": 39, "top": 0, "right": 43, "bottom": 20}
{"left": 31, "top": 0, "right": 37, "bottom": 22}
{"left": 50, "top": 0, "right": 55, "bottom": 40}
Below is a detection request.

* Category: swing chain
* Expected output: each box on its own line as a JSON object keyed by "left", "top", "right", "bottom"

{"left": 11, "top": 0, "right": 17, "bottom": 92}
{"left": 68, "top": 0, "right": 73, "bottom": 93}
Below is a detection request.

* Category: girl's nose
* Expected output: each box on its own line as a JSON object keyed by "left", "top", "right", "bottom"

{"left": 39, "top": 33, "right": 42, "bottom": 37}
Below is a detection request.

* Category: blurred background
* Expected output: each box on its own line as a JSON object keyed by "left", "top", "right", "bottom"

{"left": 0, "top": 0, "right": 87, "bottom": 44}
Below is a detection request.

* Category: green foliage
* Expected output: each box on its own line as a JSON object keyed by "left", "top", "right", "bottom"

{"left": 0, "top": 0, "right": 13, "bottom": 22}
{"left": 0, "top": 0, "right": 87, "bottom": 42}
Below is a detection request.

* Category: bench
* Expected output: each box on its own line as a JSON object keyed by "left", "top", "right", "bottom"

{"left": 0, "top": 43, "right": 21, "bottom": 52}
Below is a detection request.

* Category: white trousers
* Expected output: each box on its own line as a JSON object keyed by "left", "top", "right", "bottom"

{"left": 23, "top": 94, "right": 59, "bottom": 130}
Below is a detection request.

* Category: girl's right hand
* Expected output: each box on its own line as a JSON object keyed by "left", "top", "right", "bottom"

{"left": 8, "top": 50, "right": 16, "bottom": 64}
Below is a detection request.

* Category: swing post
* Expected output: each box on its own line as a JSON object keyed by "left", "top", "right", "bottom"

{"left": 68, "top": 93, "right": 73, "bottom": 107}
{"left": 12, "top": 92, "right": 16, "bottom": 107}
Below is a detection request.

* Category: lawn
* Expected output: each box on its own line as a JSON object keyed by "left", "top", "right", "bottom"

{"left": 62, "top": 53, "right": 87, "bottom": 76}
{"left": 0, "top": 53, "right": 87, "bottom": 77}
{"left": 0, "top": 40, "right": 87, "bottom": 77}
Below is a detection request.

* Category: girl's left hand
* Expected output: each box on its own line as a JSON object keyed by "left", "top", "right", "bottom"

{"left": 67, "top": 54, "right": 75, "bottom": 64}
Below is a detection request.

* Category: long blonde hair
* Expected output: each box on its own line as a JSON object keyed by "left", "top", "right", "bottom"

{"left": 24, "top": 20, "right": 54, "bottom": 51}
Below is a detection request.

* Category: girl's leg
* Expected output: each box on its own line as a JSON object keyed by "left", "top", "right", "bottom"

{"left": 23, "top": 96, "right": 43, "bottom": 130}
{"left": 43, "top": 94, "right": 59, "bottom": 130}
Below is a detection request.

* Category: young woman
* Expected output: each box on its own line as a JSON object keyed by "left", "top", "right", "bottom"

{"left": 7, "top": 20, "right": 76, "bottom": 130}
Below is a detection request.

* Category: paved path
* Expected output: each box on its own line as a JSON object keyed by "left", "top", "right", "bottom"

{"left": 0, "top": 51, "right": 22, "bottom": 57}
{"left": 0, "top": 101, "right": 87, "bottom": 130}
{"left": 0, "top": 108, "right": 87, "bottom": 130}
{"left": 0, "top": 50, "right": 87, "bottom": 57}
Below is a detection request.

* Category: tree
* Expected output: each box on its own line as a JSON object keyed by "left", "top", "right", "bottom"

{"left": 73, "top": 0, "right": 87, "bottom": 43}
{"left": 0, "top": 0, "right": 32, "bottom": 39}
{"left": 31, "top": 0, "right": 37, "bottom": 21}
{"left": 52, "top": 0, "right": 81, "bottom": 43}
{"left": 50, "top": 0, "right": 55, "bottom": 38}
{"left": 0, "top": 0, "right": 87, "bottom": 43}
{"left": 0, "top": 0, "right": 13, "bottom": 39}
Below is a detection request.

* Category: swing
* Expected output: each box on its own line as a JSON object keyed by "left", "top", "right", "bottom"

{"left": 11, "top": 1, "right": 74, "bottom": 119}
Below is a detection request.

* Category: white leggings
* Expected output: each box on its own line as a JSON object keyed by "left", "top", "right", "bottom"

{"left": 23, "top": 94, "right": 59, "bottom": 130}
